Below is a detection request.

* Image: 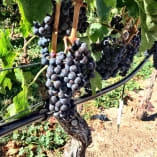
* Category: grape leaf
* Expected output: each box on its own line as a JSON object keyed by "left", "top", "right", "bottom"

{"left": 104, "top": 0, "right": 117, "bottom": 8}
{"left": 85, "top": 0, "right": 95, "bottom": 10}
{"left": 92, "top": 51, "right": 102, "bottom": 62}
{"left": 143, "top": 0, "right": 157, "bottom": 16}
{"left": 7, "top": 86, "right": 30, "bottom": 117}
{"left": 19, "top": 19, "right": 32, "bottom": 37}
{"left": 90, "top": 71, "right": 102, "bottom": 95}
{"left": 135, "top": 0, "right": 157, "bottom": 52}
{"left": 0, "top": 30, "right": 16, "bottom": 88}
{"left": 16, "top": 0, "right": 53, "bottom": 36}
{"left": 23, "top": 72, "right": 34, "bottom": 84}
{"left": 16, "top": 0, "right": 53, "bottom": 24}
{"left": 117, "top": 0, "right": 139, "bottom": 17}
{"left": 14, "top": 69, "right": 25, "bottom": 87}
{"left": 0, "top": 30, "right": 13, "bottom": 57}
{"left": 0, "top": 78, "right": 12, "bottom": 94}
{"left": 89, "top": 23, "right": 108, "bottom": 42}
{"left": 96, "top": 0, "right": 111, "bottom": 21}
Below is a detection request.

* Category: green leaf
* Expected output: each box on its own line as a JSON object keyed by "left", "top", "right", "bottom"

{"left": 14, "top": 69, "right": 25, "bottom": 86}
{"left": 16, "top": 0, "right": 53, "bottom": 24}
{"left": 125, "top": 0, "right": 139, "bottom": 17}
{"left": 0, "top": 86, "right": 6, "bottom": 95}
{"left": 89, "top": 23, "right": 108, "bottom": 42}
{"left": 3, "top": 77, "right": 12, "bottom": 90}
{"left": 104, "top": 0, "right": 117, "bottom": 8}
{"left": 135, "top": 0, "right": 157, "bottom": 52}
{"left": 16, "top": 0, "right": 53, "bottom": 37}
{"left": 143, "top": 0, "right": 157, "bottom": 16}
{"left": 19, "top": 19, "right": 32, "bottom": 37}
{"left": 7, "top": 86, "right": 30, "bottom": 117}
{"left": 117, "top": 0, "right": 139, "bottom": 17}
{"left": 0, "top": 30, "right": 16, "bottom": 87}
{"left": 92, "top": 51, "right": 102, "bottom": 62}
{"left": 0, "top": 30, "right": 13, "bottom": 57}
{"left": 23, "top": 72, "right": 34, "bottom": 84}
{"left": 96, "top": 0, "right": 111, "bottom": 21}
{"left": 90, "top": 72, "right": 102, "bottom": 95}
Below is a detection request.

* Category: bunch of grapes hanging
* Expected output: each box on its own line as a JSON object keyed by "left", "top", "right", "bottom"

{"left": 33, "top": 0, "right": 95, "bottom": 119}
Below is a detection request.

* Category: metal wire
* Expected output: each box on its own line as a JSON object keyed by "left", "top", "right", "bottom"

{"left": 0, "top": 62, "right": 41, "bottom": 72}
{"left": 0, "top": 112, "right": 47, "bottom": 137}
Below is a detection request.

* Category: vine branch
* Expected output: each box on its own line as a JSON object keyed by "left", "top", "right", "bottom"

{"left": 22, "top": 35, "right": 37, "bottom": 51}
{"left": 126, "top": 17, "right": 140, "bottom": 44}
{"left": 63, "top": 0, "right": 84, "bottom": 51}
{"left": 51, "top": 0, "right": 61, "bottom": 53}
{"left": 28, "top": 65, "right": 48, "bottom": 88}
{"left": 69, "top": 0, "right": 82, "bottom": 42}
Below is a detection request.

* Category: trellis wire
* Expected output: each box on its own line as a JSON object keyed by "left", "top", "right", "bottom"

{"left": 0, "top": 102, "right": 43, "bottom": 124}
{"left": 0, "top": 62, "right": 41, "bottom": 72}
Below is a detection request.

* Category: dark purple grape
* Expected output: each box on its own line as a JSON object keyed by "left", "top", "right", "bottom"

{"left": 55, "top": 101, "right": 62, "bottom": 107}
{"left": 39, "top": 27, "right": 45, "bottom": 34}
{"left": 54, "top": 80, "right": 61, "bottom": 89}
{"left": 55, "top": 106, "right": 60, "bottom": 112}
{"left": 41, "top": 57, "right": 49, "bottom": 65}
{"left": 74, "top": 77, "right": 81, "bottom": 84}
{"left": 60, "top": 105, "right": 68, "bottom": 111}
{"left": 68, "top": 72, "right": 76, "bottom": 80}
{"left": 44, "top": 15, "right": 51, "bottom": 24}
{"left": 49, "top": 104, "right": 55, "bottom": 111}
{"left": 51, "top": 74, "right": 58, "bottom": 81}
{"left": 33, "top": 27, "right": 39, "bottom": 35}
{"left": 61, "top": 69, "right": 68, "bottom": 77}
{"left": 60, "top": 98, "right": 69, "bottom": 104}
{"left": 53, "top": 112, "right": 60, "bottom": 118}
{"left": 50, "top": 58, "right": 56, "bottom": 65}
{"left": 41, "top": 47, "right": 49, "bottom": 54}
{"left": 50, "top": 96, "right": 58, "bottom": 104}
{"left": 56, "top": 58, "right": 62, "bottom": 65}
{"left": 54, "top": 66, "right": 61, "bottom": 74}
{"left": 72, "top": 84, "right": 79, "bottom": 91}
{"left": 58, "top": 90, "right": 64, "bottom": 98}
{"left": 45, "top": 79, "right": 52, "bottom": 87}
{"left": 70, "top": 65, "right": 77, "bottom": 72}
{"left": 64, "top": 77, "right": 69, "bottom": 83}
{"left": 66, "top": 57, "right": 73, "bottom": 65}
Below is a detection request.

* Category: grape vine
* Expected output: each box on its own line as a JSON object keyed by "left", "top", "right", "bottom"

{"left": 1, "top": 0, "right": 157, "bottom": 156}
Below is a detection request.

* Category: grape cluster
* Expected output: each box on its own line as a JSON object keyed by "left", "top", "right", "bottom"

{"left": 95, "top": 37, "right": 126, "bottom": 80}
{"left": 110, "top": 15, "right": 124, "bottom": 34}
{"left": 33, "top": 0, "right": 89, "bottom": 38}
{"left": 33, "top": 15, "right": 52, "bottom": 65}
{"left": 33, "top": 0, "right": 89, "bottom": 65}
{"left": 52, "top": 0, "right": 89, "bottom": 36}
{"left": 46, "top": 40, "right": 95, "bottom": 118}
{"left": 118, "top": 32, "right": 141, "bottom": 76}
{"left": 92, "top": 32, "right": 141, "bottom": 79}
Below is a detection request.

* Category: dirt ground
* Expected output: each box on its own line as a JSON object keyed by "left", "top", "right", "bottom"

{"left": 86, "top": 79, "right": 157, "bottom": 157}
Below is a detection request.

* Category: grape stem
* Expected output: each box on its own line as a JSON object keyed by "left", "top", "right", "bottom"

{"left": 63, "top": 0, "right": 84, "bottom": 51}
{"left": 126, "top": 17, "right": 140, "bottom": 44}
{"left": 22, "top": 35, "right": 37, "bottom": 51}
{"left": 69, "top": 0, "right": 82, "bottom": 42}
{"left": 28, "top": 65, "right": 48, "bottom": 88}
{"left": 51, "top": 0, "right": 61, "bottom": 53}
{"left": 97, "top": 21, "right": 122, "bottom": 34}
